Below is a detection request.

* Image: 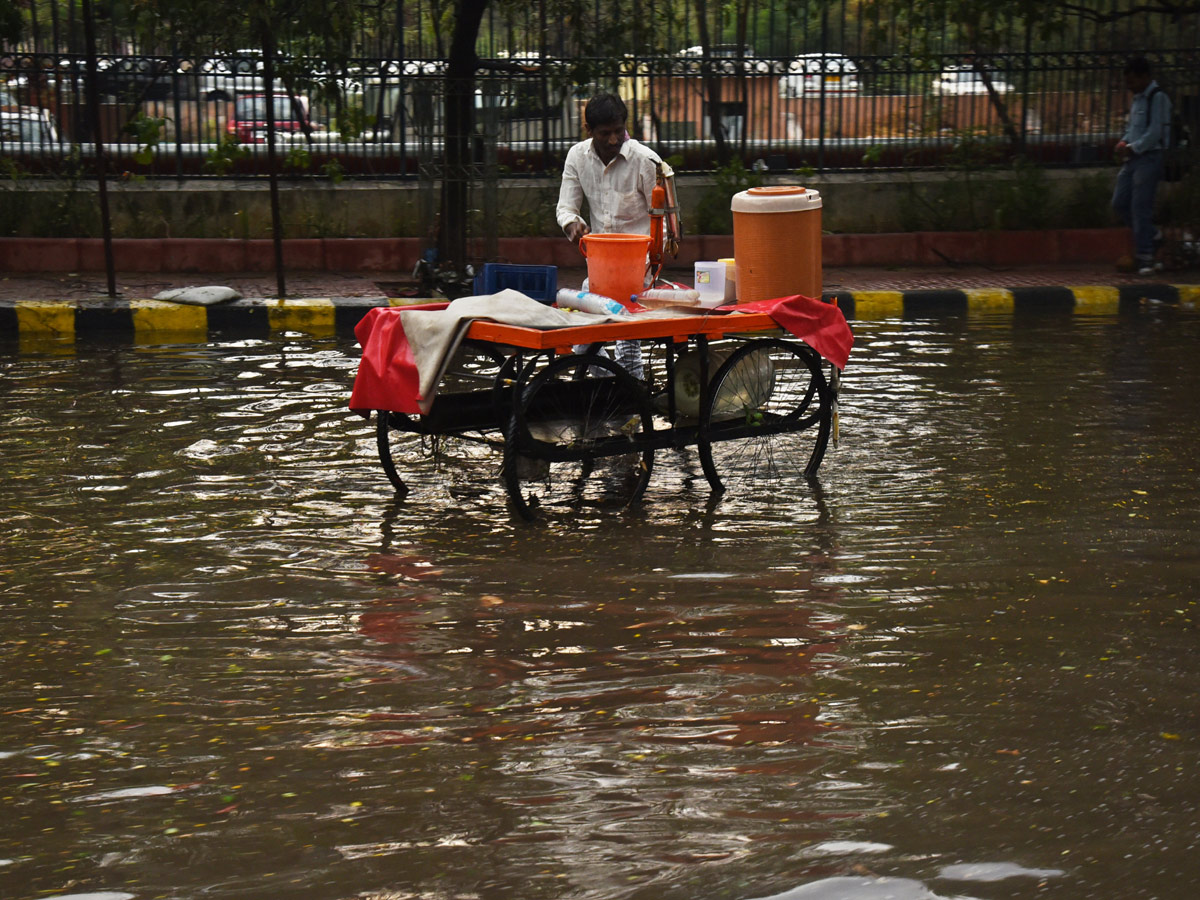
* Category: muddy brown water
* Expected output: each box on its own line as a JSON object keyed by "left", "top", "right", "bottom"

{"left": 2, "top": 308, "right": 1198, "bottom": 900}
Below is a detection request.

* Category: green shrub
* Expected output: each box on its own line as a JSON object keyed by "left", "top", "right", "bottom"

{"left": 693, "top": 159, "right": 763, "bottom": 234}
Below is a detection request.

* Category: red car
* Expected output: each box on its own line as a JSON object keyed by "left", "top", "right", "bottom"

{"left": 227, "top": 93, "right": 314, "bottom": 143}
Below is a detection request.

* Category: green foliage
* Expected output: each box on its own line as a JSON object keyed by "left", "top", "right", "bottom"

{"left": 0, "top": 147, "right": 101, "bottom": 237}
{"left": 124, "top": 113, "right": 170, "bottom": 166}
{"left": 1160, "top": 164, "right": 1200, "bottom": 230}
{"left": 944, "top": 129, "right": 1006, "bottom": 170}
{"left": 284, "top": 145, "right": 312, "bottom": 172}
{"left": 897, "top": 142, "right": 999, "bottom": 231}
{"left": 0, "top": 158, "right": 29, "bottom": 236}
{"left": 692, "top": 159, "right": 764, "bottom": 234}
{"left": 988, "top": 155, "right": 1050, "bottom": 229}
{"left": 204, "top": 134, "right": 250, "bottom": 175}
{"left": 333, "top": 102, "right": 376, "bottom": 143}
{"left": 895, "top": 136, "right": 1110, "bottom": 233}
{"left": 859, "top": 0, "right": 1071, "bottom": 56}
{"left": 1056, "top": 170, "right": 1111, "bottom": 229}
{"left": 0, "top": 0, "right": 23, "bottom": 45}
{"left": 489, "top": 174, "right": 561, "bottom": 237}
{"left": 321, "top": 158, "right": 346, "bottom": 183}
{"left": 131, "top": 0, "right": 365, "bottom": 60}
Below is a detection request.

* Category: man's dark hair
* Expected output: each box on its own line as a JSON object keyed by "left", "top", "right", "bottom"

{"left": 585, "top": 93, "right": 628, "bottom": 129}
{"left": 1125, "top": 56, "right": 1152, "bottom": 76}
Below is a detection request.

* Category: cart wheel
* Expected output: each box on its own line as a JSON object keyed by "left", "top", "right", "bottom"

{"left": 697, "top": 338, "right": 832, "bottom": 496}
{"left": 376, "top": 410, "right": 417, "bottom": 496}
{"left": 504, "top": 354, "right": 655, "bottom": 520}
{"left": 375, "top": 342, "right": 512, "bottom": 498}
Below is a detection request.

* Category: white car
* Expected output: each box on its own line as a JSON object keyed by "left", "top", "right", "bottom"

{"left": 779, "top": 53, "right": 860, "bottom": 97}
{"left": 191, "top": 51, "right": 267, "bottom": 101}
{"left": 375, "top": 59, "right": 447, "bottom": 78}
{"left": 931, "top": 66, "right": 1013, "bottom": 95}
{"left": 0, "top": 109, "right": 60, "bottom": 146}
{"left": 676, "top": 44, "right": 770, "bottom": 75}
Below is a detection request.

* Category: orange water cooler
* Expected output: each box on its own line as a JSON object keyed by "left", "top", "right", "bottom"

{"left": 730, "top": 185, "right": 823, "bottom": 303}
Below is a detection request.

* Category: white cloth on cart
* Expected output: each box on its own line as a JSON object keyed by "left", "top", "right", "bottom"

{"left": 401, "top": 289, "right": 666, "bottom": 414}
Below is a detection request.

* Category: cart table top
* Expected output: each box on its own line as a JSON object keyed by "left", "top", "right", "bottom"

{"left": 466, "top": 310, "right": 782, "bottom": 352}
{"left": 350, "top": 296, "right": 852, "bottom": 418}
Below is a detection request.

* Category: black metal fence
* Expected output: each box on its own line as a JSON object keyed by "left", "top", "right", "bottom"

{"left": 3, "top": 0, "right": 1199, "bottom": 178}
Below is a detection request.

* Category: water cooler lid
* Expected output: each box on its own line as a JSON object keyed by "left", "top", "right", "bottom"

{"left": 731, "top": 185, "right": 822, "bottom": 213}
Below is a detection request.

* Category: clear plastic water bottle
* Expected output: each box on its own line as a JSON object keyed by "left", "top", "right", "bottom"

{"left": 555, "top": 289, "right": 630, "bottom": 316}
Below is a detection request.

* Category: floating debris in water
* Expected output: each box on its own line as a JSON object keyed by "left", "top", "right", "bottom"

{"left": 937, "top": 862, "right": 1065, "bottom": 882}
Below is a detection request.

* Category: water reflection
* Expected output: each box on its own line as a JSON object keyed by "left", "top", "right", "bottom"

{"left": 2, "top": 311, "right": 1199, "bottom": 899}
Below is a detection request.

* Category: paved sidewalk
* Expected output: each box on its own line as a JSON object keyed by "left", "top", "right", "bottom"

{"left": 2, "top": 262, "right": 1198, "bottom": 343}
{"left": 3, "top": 261, "right": 1199, "bottom": 300}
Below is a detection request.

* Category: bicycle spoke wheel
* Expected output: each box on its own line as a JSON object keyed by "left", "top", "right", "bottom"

{"left": 375, "top": 342, "right": 511, "bottom": 498}
{"left": 697, "top": 338, "right": 833, "bottom": 497}
{"left": 504, "top": 353, "right": 654, "bottom": 520}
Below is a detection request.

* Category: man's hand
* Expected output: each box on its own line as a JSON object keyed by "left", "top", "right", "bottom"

{"left": 565, "top": 222, "right": 590, "bottom": 243}
{"left": 1115, "top": 140, "right": 1132, "bottom": 162}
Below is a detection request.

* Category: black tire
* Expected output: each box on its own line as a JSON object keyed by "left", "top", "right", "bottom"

{"left": 503, "top": 353, "right": 654, "bottom": 520}
{"left": 374, "top": 341, "right": 511, "bottom": 498}
{"left": 697, "top": 338, "right": 832, "bottom": 496}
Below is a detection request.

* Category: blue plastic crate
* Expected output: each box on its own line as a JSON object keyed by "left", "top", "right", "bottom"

{"left": 473, "top": 264, "right": 557, "bottom": 304}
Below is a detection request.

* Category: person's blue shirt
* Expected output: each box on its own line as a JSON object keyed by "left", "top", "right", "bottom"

{"left": 1122, "top": 79, "right": 1172, "bottom": 155}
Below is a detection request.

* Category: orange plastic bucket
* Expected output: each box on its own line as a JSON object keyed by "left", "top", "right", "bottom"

{"left": 579, "top": 233, "right": 651, "bottom": 308}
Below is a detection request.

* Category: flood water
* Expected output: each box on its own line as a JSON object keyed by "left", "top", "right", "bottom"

{"left": 2, "top": 307, "right": 1199, "bottom": 900}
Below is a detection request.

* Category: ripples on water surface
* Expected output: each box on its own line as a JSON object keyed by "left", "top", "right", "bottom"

{"left": 2, "top": 311, "right": 1199, "bottom": 900}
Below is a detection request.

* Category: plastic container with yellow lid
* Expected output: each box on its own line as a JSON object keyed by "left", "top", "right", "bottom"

{"left": 730, "top": 185, "right": 822, "bottom": 303}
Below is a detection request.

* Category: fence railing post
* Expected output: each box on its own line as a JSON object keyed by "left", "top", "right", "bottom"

{"left": 80, "top": 0, "right": 116, "bottom": 297}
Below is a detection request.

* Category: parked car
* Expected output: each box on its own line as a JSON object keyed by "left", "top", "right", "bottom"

{"left": 931, "top": 66, "right": 1013, "bottom": 95}
{"left": 100, "top": 56, "right": 176, "bottom": 101}
{"left": 227, "top": 93, "right": 316, "bottom": 143}
{"left": 375, "top": 59, "right": 446, "bottom": 78}
{"left": 192, "top": 50, "right": 270, "bottom": 101}
{"left": 0, "top": 109, "right": 60, "bottom": 146}
{"left": 676, "top": 44, "right": 770, "bottom": 74}
{"left": 779, "top": 53, "right": 860, "bottom": 97}
{"left": 43, "top": 57, "right": 104, "bottom": 97}
{"left": 40, "top": 56, "right": 175, "bottom": 101}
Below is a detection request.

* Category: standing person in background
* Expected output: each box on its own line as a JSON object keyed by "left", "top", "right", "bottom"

{"left": 556, "top": 92, "right": 672, "bottom": 378}
{"left": 1112, "top": 56, "right": 1172, "bottom": 276}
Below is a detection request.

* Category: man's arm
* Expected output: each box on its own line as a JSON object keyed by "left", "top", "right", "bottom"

{"left": 556, "top": 147, "right": 589, "bottom": 242}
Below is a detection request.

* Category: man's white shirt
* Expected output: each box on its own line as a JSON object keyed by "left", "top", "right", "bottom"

{"left": 556, "top": 137, "right": 671, "bottom": 237}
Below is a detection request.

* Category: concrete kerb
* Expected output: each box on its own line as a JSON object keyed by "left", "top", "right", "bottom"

{"left": 3, "top": 284, "right": 1197, "bottom": 344}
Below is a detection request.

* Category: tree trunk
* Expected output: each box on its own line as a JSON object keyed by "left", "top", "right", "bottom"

{"left": 439, "top": 0, "right": 489, "bottom": 271}
{"left": 694, "top": 0, "right": 730, "bottom": 166}
{"left": 978, "top": 68, "right": 1022, "bottom": 151}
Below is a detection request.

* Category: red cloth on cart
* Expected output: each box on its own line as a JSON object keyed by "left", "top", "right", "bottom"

{"left": 350, "top": 304, "right": 427, "bottom": 415}
{"left": 349, "top": 293, "right": 852, "bottom": 415}
{"left": 728, "top": 294, "right": 853, "bottom": 372}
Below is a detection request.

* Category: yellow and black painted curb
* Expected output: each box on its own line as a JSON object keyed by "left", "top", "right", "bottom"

{"left": 828, "top": 283, "right": 1199, "bottom": 320}
{"left": 1, "top": 285, "right": 1197, "bottom": 343}
{"left": 0, "top": 296, "right": 404, "bottom": 343}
